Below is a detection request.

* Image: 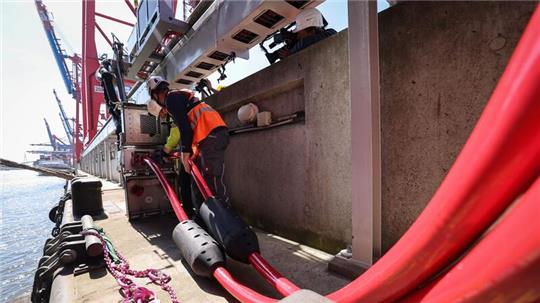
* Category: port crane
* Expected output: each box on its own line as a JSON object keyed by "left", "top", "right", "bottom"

{"left": 53, "top": 89, "right": 75, "bottom": 146}
{"left": 34, "top": 0, "right": 86, "bottom": 161}
{"left": 35, "top": 0, "right": 139, "bottom": 161}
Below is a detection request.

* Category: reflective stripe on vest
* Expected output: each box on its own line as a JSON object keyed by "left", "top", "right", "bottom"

{"left": 187, "top": 102, "right": 227, "bottom": 148}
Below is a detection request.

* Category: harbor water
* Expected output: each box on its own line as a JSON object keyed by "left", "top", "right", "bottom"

{"left": 0, "top": 169, "right": 65, "bottom": 302}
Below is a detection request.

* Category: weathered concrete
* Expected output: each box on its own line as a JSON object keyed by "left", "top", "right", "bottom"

{"left": 61, "top": 182, "right": 350, "bottom": 302}
{"left": 207, "top": 31, "right": 351, "bottom": 254}
{"left": 378, "top": 1, "right": 536, "bottom": 252}
{"left": 206, "top": 1, "right": 536, "bottom": 255}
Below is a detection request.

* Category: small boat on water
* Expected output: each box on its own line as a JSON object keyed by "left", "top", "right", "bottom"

{"left": 33, "top": 159, "right": 72, "bottom": 171}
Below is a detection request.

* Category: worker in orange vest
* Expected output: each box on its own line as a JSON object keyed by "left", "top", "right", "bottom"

{"left": 147, "top": 76, "right": 230, "bottom": 205}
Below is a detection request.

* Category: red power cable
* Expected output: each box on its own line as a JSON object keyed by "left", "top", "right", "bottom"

{"left": 401, "top": 176, "right": 540, "bottom": 302}
{"left": 143, "top": 158, "right": 188, "bottom": 221}
{"left": 213, "top": 267, "right": 278, "bottom": 303}
{"left": 327, "top": 5, "right": 540, "bottom": 302}
{"left": 145, "top": 157, "right": 284, "bottom": 301}
{"left": 145, "top": 8, "right": 540, "bottom": 300}
{"left": 187, "top": 158, "right": 301, "bottom": 296}
{"left": 248, "top": 253, "right": 301, "bottom": 296}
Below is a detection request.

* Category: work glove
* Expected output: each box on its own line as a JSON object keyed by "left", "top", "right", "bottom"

{"left": 151, "top": 148, "right": 170, "bottom": 165}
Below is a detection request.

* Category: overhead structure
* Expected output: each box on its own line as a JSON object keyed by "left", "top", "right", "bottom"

{"left": 34, "top": 0, "right": 77, "bottom": 96}
{"left": 40, "top": 118, "right": 71, "bottom": 153}
{"left": 34, "top": 0, "right": 84, "bottom": 160}
{"left": 36, "top": 0, "right": 137, "bottom": 161}
{"left": 123, "top": 0, "right": 324, "bottom": 97}
{"left": 53, "top": 89, "right": 75, "bottom": 146}
{"left": 81, "top": 0, "right": 105, "bottom": 145}
{"left": 125, "top": 0, "right": 190, "bottom": 80}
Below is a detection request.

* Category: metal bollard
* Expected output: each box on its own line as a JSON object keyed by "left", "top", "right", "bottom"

{"left": 81, "top": 215, "right": 103, "bottom": 257}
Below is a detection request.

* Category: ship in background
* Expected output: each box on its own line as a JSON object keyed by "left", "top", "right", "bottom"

{"left": 27, "top": 91, "right": 78, "bottom": 172}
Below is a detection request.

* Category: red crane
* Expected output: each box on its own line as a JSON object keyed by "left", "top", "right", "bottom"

{"left": 35, "top": 0, "right": 135, "bottom": 161}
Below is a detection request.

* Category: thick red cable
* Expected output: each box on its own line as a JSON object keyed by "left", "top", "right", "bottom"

{"left": 213, "top": 267, "right": 278, "bottom": 303}
{"left": 187, "top": 158, "right": 302, "bottom": 296}
{"left": 188, "top": 158, "right": 213, "bottom": 200}
{"left": 146, "top": 158, "right": 286, "bottom": 302}
{"left": 248, "top": 253, "right": 300, "bottom": 296}
{"left": 401, "top": 176, "right": 540, "bottom": 302}
{"left": 144, "top": 158, "right": 189, "bottom": 221}
{"left": 328, "top": 6, "right": 540, "bottom": 302}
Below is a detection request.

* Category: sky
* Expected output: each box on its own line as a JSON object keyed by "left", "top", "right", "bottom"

{"left": 0, "top": 0, "right": 389, "bottom": 163}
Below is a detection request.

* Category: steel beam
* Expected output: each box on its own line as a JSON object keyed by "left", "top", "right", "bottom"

{"left": 348, "top": 0, "right": 382, "bottom": 265}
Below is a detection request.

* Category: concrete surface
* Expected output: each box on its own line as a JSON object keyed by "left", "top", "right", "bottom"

{"left": 74, "top": 2, "right": 536, "bottom": 259}
{"left": 64, "top": 187, "right": 350, "bottom": 302}
{"left": 378, "top": 1, "right": 537, "bottom": 252}
{"left": 206, "top": 31, "right": 351, "bottom": 254}
{"left": 206, "top": 1, "right": 536, "bottom": 256}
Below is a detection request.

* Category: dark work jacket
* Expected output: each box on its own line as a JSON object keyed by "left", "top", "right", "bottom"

{"left": 165, "top": 91, "right": 198, "bottom": 153}
{"left": 289, "top": 28, "right": 337, "bottom": 54}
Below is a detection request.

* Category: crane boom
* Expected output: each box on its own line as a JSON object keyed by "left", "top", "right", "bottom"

{"left": 43, "top": 118, "right": 57, "bottom": 151}
{"left": 34, "top": 0, "right": 75, "bottom": 96}
{"left": 53, "top": 89, "right": 74, "bottom": 145}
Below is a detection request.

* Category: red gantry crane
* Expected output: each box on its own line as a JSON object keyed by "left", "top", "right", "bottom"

{"left": 35, "top": 0, "right": 135, "bottom": 161}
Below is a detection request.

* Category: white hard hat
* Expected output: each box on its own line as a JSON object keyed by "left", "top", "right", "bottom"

{"left": 237, "top": 103, "right": 259, "bottom": 124}
{"left": 294, "top": 8, "right": 324, "bottom": 33}
{"left": 147, "top": 76, "right": 169, "bottom": 94}
{"left": 147, "top": 99, "right": 163, "bottom": 117}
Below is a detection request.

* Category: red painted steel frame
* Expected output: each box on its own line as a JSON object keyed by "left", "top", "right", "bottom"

{"left": 402, "top": 177, "right": 540, "bottom": 303}
{"left": 95, "top": 22, "right": 113, "bottom": 48}
{"left": 95, "top": 12, "right": 134, "bottom": 27}
{"left": 82, "top": 0, "right": 104, "bottom": 143}
{"left": 327, "top": 6, "right": 540, "bottom": 302}
{"left": 124, "top": 0, "right": 136, "bottom": 16}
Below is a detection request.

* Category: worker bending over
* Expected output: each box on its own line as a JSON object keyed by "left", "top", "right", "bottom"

{"left": 147, "top": 76, "right": 230, "bottom": 205}
{"left": 147, "top": 99, "right": 195, "bottom": 216}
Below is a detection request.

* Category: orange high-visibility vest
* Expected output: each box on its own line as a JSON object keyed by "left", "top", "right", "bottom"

{"left": 187, "top": 102, "right": 227, "bottom": 149}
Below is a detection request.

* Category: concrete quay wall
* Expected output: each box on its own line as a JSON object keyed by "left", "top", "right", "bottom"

{"left": 207, "top": 1, "right": 536, "bottom": 253}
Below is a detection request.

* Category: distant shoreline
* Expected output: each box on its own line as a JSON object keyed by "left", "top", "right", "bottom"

{"left": 0, "top": 165, "right": 22, "bottom": 171}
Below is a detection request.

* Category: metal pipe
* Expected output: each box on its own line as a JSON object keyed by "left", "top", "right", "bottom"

{"left": 81, "top": 215, "right": 103, "bottom": 257}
